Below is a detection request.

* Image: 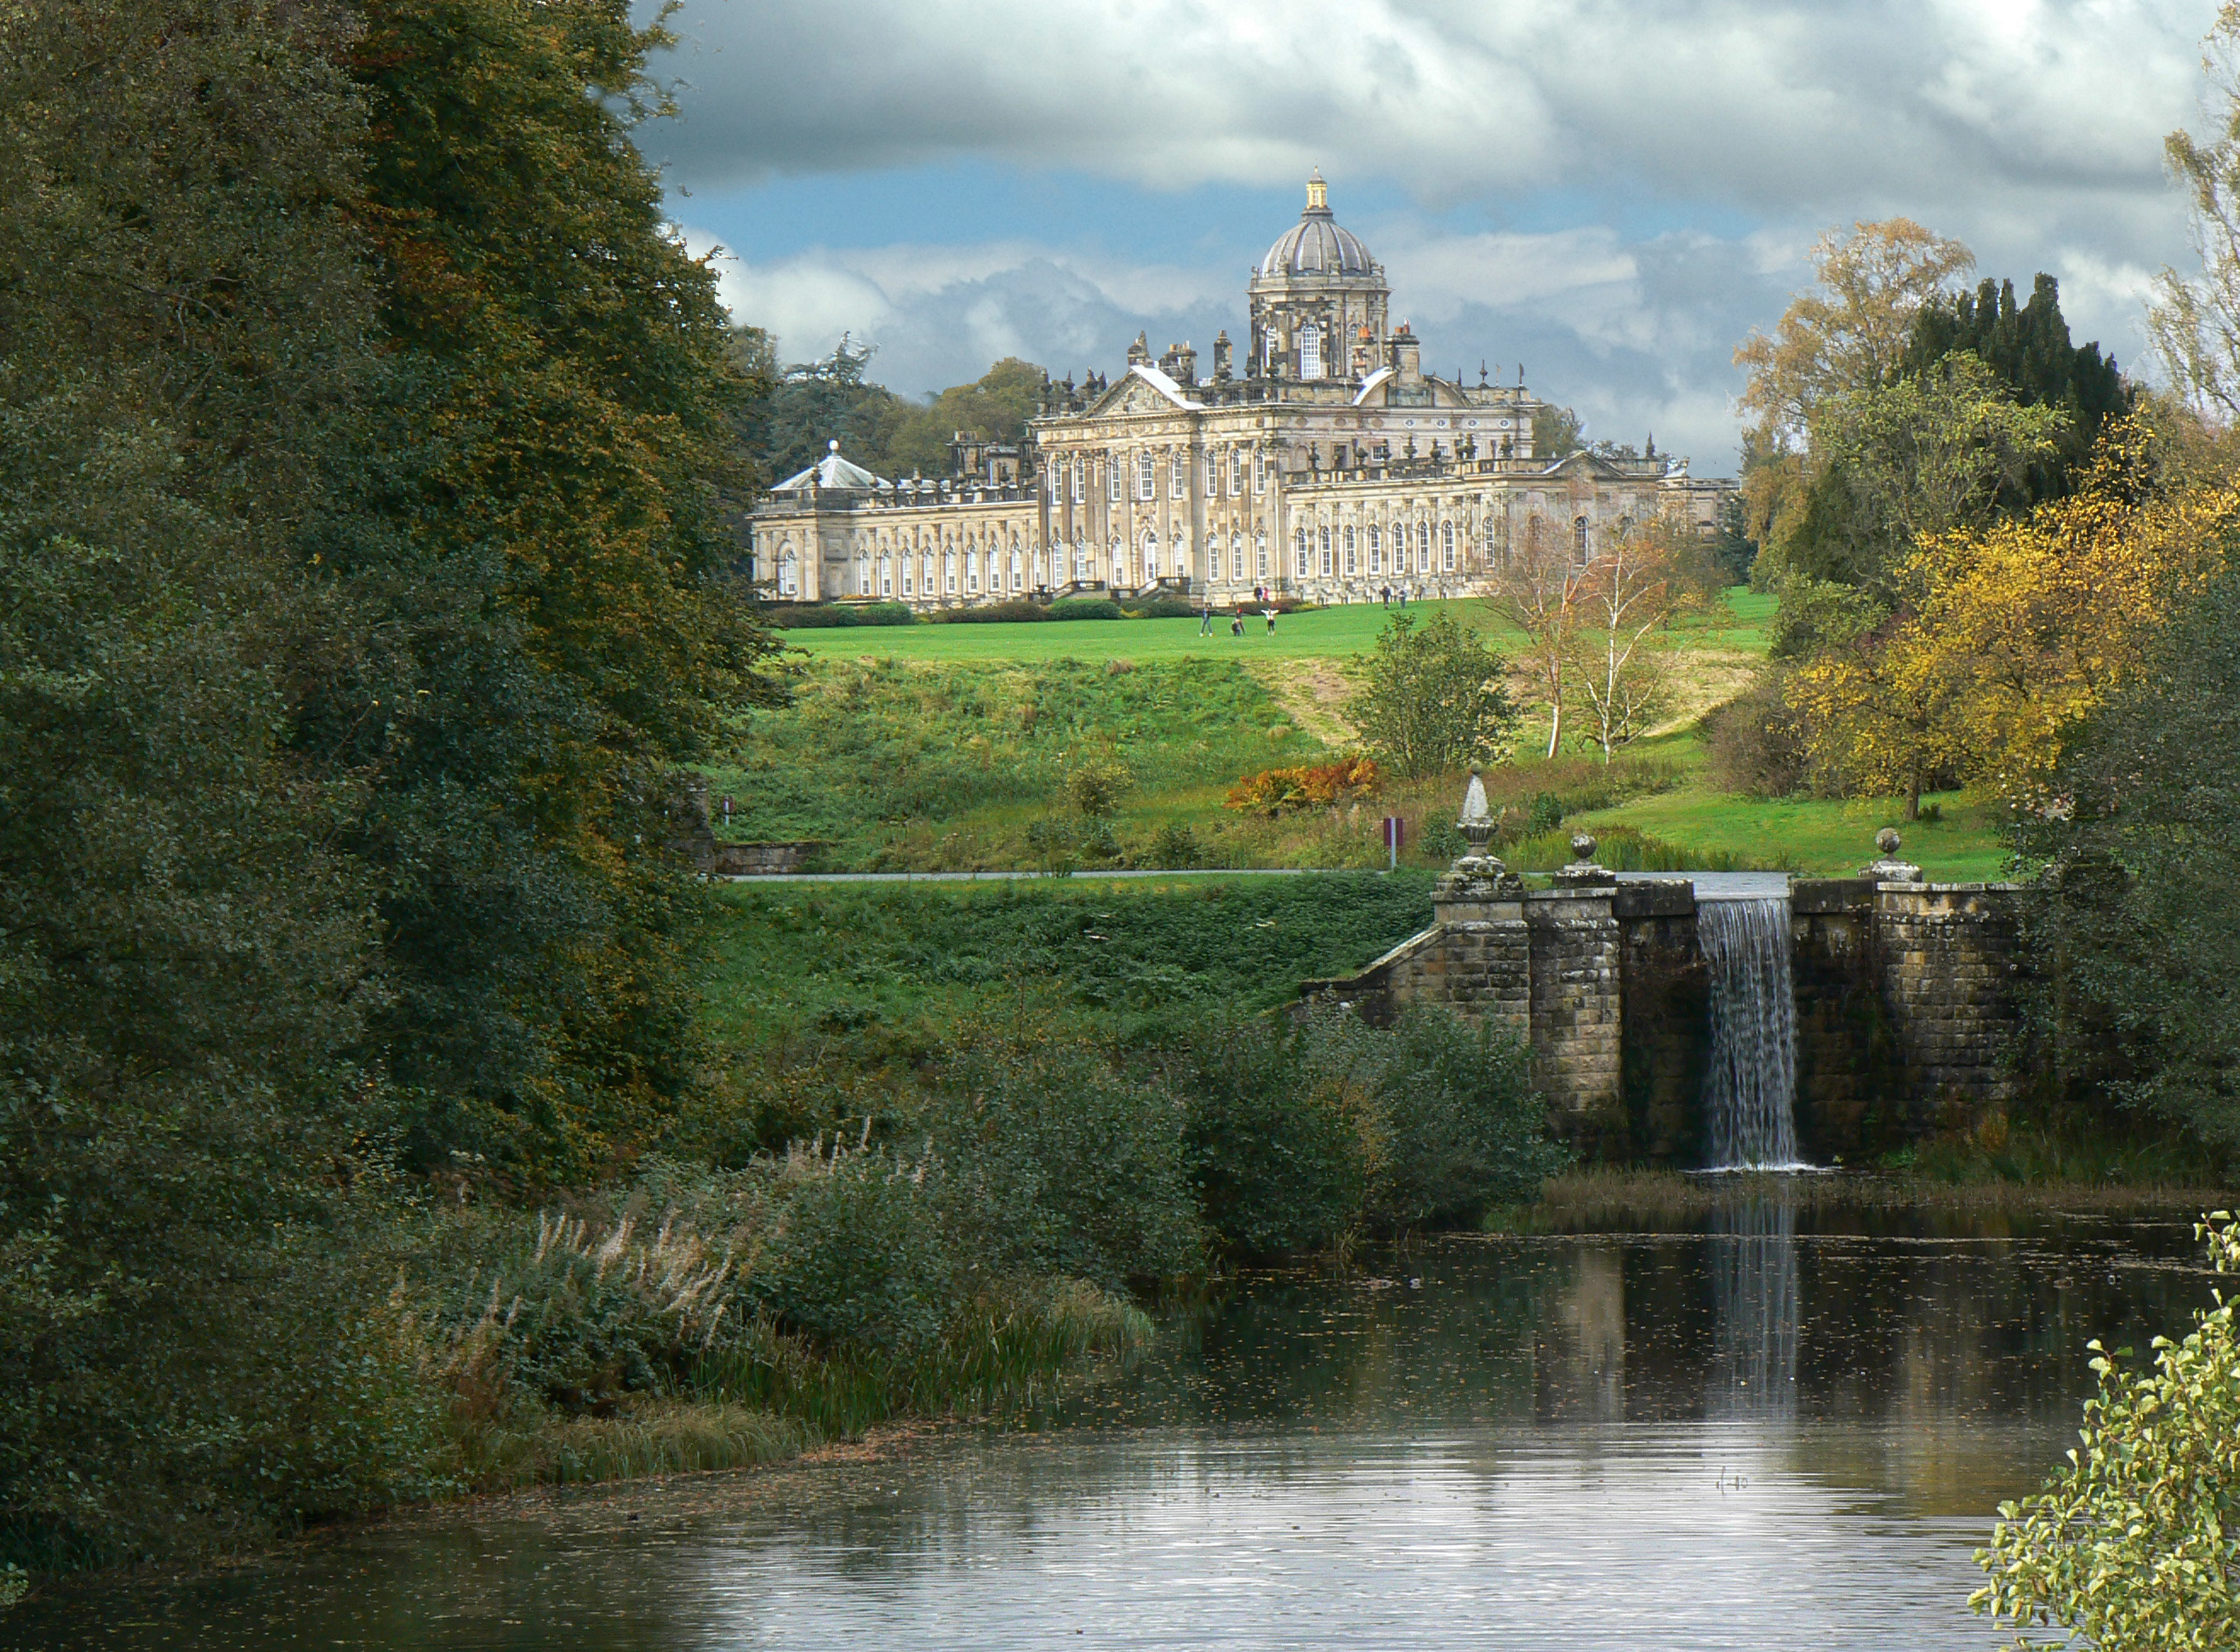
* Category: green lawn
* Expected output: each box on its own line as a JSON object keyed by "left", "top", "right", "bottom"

{"left": 781, "top": 597, "right": 1506, "bottom": 662}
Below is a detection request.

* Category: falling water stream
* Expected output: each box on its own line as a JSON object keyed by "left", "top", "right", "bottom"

{"left": 1700, "top": 896, "right": 1805, "bottom": 1169}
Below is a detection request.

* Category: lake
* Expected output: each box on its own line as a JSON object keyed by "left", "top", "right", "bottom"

{"left": 19, "top": 1198, "right": 2220, "bottom": 1651}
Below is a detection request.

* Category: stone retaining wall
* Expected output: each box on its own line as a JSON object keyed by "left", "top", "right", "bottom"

{"left": 1305, "top": 870, "right": 2026, "bottom": 1163}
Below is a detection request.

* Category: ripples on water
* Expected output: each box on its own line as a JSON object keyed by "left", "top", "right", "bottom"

{"left": 19, "top": 1204, "right": 2220, "bottom": 1651}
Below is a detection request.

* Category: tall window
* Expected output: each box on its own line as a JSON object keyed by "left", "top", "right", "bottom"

{"left": 1108, "top": 452, "right": 1122, "bottom": 500}
{"left": 1226, "top": 449, "right": 1241, "bottom": 494}
{"left": 1254, "top": 449, "right": 1267, "bottom": 493}
{"left": 1318, "top": 525, "right": 1333, "bottom": 576}
{"left": 1256, "top": 533, "right": 1269, "bottom": 580}
{"left": 1294, "top": 529, "right": 1309, "bottom": 578}
{"left": 1144, "top": 529, "right": 1161, "bottom": 580}
{"left": 1442, "top": 522, "right": 1457, "bottom": 571}
{"left": 1070, "top": 455, "right": 1083, "bottom": 502}
{"left": 1205, "top": 453, "right": 1220, "bottom": 495}
{"left": 1574, "top": 516, "right": 1591, "bottom": 561}
{"left": 1137, "top": 451, "right": 1155, "bottom": 500}
{"left": 1170, "top": 452, "right": 1186, "bottom": 499}
{"left": 1342, "top": 524, "right": 1357, "bottom": 574}
{"left": 1299, "top": 322, "right": 1323, "bottom": 380}
{"left": 881, "top": 559, "right": 893, "bottom": 597}
{"left": 1368, "top": 524, "right": 1382, "bottom": 572}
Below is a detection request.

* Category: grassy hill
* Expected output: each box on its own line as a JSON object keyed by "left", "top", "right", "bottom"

{"left": 713, "top": 589, "right": 2011, "bottom": 880}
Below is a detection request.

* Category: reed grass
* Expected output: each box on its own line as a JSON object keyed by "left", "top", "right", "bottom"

{"left": 464, "top": 1401, "right": 817, "bottom": 1491}
{"left": 690, "top": 1280, "right": 1151, "bottom": 1439}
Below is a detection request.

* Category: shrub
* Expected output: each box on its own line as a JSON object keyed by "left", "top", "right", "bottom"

{"left": 1226, "top": 756, "right": 1380, "bottom": 816}
{"left": 854, "top": 602, "right": 916, "bottom": 626}
{"left": 1702, "top": 671, "right": 1812, "bottom": 798}
{"left": 771, "top": 603, "right": 860, "bottom": 628}
{"left": 1346, "top": 611, "right": 1520, "bottom": 777}
{"left": 928, "top": 1032, "right": 1203, "bottom": 1287}
{"left": 1122, "top": 597, "right": 1201, "bottom": 619}
{"left": 1169, "top": 1015, "right": 1367, "bottom": 1253}
{"left": 1298, "top": 1003, "right": 1567, "bottom": 1228}
{"left": 931, "top": 599, "right": 1049, "bottom": 625}
{"left": 1149, "top": 821, "right": 1204, "bottom": 867}
{"left": 1048, "top": 597, "right": 1123, "bottom": 621}
{"left": 1974, "top": 1213, "right": 2240, "bottom": 1646}
{"left": 1066, "top": 754, "right": 1133, "bottom": 816}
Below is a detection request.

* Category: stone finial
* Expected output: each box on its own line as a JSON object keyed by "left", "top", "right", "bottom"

{"left": 1554, "top": 830, "right": 1614, "bottom": 889}
{"left": 1458, "top": 763, "right": 1495, "bottom": 851}
{"left": 1434, "top": 764, "right": 1518, "bottom": 902}
{"left": 1863, "top": 826, "right": 1923, "bottom": 884}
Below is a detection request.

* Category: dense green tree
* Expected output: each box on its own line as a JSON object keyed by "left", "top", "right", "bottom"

{"left": 0, "top": 0, "right": 785, "bottom": 1567}
{"left": 1900, "top": 273, "right": 2130, "bottom": 503}
{"left": 1532, "top": 403, "right": 1584, "bottom": 459}
{"left": 323, "top": 0, "right": 785, "bottom": 1174}
{"left": 0, "top": 0, "right": 437, "bottom": 1569}
{"left": 1345, "top": 612, "right": 1521, "bottom": 778}
{"left": 2016, "top": 560, "right": 2240, "bottom": 1147}
{"left": 745, "top": 335, "right": 910, "bottom": 483}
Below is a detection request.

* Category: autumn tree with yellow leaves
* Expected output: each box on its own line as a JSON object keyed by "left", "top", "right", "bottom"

{"left": 1791, "top": 418, "right": 2240, "bottom": 816}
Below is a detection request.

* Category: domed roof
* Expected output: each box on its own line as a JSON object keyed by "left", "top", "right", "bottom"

{"left": 773, "top": 438, "right": 889, "bottom": 494}
{"left": 1257, "top": 172, "right": 1376, "bottom": 278}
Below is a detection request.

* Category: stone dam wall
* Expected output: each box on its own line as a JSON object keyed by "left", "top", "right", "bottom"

{"left": 1301, "top": 872, "right": 2023, "bottom": 1163}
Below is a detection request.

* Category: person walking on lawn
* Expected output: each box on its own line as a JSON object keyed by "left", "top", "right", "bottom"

{"left": 1263, "top": 606, "right": 1277, "bottom": 635}
{"left": 1199, "top": 597, "right": 1214, "bottom": 636}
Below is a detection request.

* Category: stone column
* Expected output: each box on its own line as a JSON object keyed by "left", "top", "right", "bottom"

{"left": 1429, "top": 765, "right": 1529, "bottom": 1038}
{"left": 1527, "top": 834, "right": 1623, "bottom": 1124}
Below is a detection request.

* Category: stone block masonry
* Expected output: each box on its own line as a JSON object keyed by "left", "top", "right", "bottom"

{"left": 1305, "top": 856, "right": 2027, "bottom": 1163}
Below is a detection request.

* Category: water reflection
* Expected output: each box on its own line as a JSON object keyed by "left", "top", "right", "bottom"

{"left": 19, "top": 1207, "right": 2218, "bottom": 1652}
{"left": 1707, "top": 1200, "right": 1798, "bottom": 1421}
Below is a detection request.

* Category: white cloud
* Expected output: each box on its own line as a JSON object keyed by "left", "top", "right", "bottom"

{"left": 658, "top": 0, "right": 2226, "bottom": 466}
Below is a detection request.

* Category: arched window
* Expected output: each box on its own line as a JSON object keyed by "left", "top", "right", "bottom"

{"left": 1205, "top": 452, "right": 1220, "bottom": 495}
{"left": 880, "top": 557, "right": 893, "bottom": 597}
{"left": 1256, "top": 531, "right": 1269, "bottom": 580}
{"left": 1299, "top": 322, "right": 1323, "bottom": 380}
{"left": 1441, "top": 522, "right": 1457, "bottom": 571}
{"left": 1574, "top": 516, "right": 1591, "bottom": 561}
{"left": 1342, "top": 524, "right": 1357, "bottom": 574}
{"left": 1070, "top": 455, "right": 1083, "bottom": 503}
{"left": 1143, "top": 528, "right": 1161, "bottom": 580}
{"left": 1137, "top": 450, "right": 1156, "bottom": 500}
{"left": 1318, "top": 525, "right": 1334, "bottom": 577}
{"left": 1170, "top": 452, "right": 1187, "bottom": 499}
{"left": 1108, "top": 534, "right": 1123, "bottom": 586}
{"left": 1294, "top": 529, "right": 1310, "bottom": 578}
{"left": 1367, "top": 524, "right": 1382, "bottom": 572}
{"left": 1226, "top": 449, "right": 1242, "bottom": 494}
{"left": 1108, "top": 452, "right": 1123, "bottom": 500}
{"left": 1254, "top": 449, "right": 1267, "bottom": 493}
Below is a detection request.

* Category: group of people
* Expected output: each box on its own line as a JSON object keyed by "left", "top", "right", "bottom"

{"left": 1199, "top": 597, "right": 1280, "bottom": 637}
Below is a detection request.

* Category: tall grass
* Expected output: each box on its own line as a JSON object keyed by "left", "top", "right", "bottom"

{"left": 691, "top": 1281, "right": 1150, "bottom": 1438}
{"left": 464, "top": 1402, "right": 816, "bottom": 1491}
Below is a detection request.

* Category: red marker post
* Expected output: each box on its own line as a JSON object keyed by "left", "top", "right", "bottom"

{"left": 1382, "top": 815, "right": 1404, "bottom": 872}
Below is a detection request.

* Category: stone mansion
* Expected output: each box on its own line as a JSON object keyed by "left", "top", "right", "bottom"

{"left": 750, "top": 174, "right": 1733, "bottom": 609}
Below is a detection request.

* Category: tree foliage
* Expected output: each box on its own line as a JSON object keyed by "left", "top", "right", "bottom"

{"left": 1974, "top": 1214, "right": 2240, "bottom": 1649}
{"left": 2014, "top": 555, "right": 2240, "bottom": 1147}
{"left": 1565, "top": 517, "right": 1722, "bottom": 762}
{"left": 0, "top": 0, "right": 783, "bottom": 1567}
{"left": 1345, "top": 612, "right": 1520, "bottom": 779}
{"left": 1791, "top": 419, "right": 2239, "bottom": 817}
{"left": 738, "top": 345, "right": 1047, "bottom": 485}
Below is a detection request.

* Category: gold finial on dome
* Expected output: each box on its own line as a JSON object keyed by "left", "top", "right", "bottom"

{"left": 1306, "top": 169, "right": 1329, "bottom": 212}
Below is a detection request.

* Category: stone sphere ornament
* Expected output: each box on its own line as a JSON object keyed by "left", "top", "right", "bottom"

{"left": 1877, "top": 827, "right": 1902, "bottom": 855}
{"left": 1571, "top": 832, "right": 1597, "bottom": 861}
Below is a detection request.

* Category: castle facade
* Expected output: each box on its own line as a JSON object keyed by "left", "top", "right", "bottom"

{"left": 751, "top": 175, "right": 1731, "bottom": 609}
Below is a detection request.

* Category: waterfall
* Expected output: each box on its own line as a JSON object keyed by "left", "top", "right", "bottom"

{"left": 1700, "top": 896, "right": 1804, "bottom": 1170}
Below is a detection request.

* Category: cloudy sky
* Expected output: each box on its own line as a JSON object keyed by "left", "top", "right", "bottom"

{"left": 644, "top": 1, "right": 2220, "bottom": 472}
